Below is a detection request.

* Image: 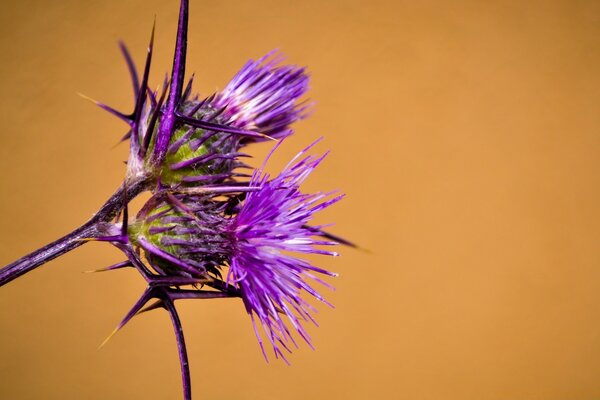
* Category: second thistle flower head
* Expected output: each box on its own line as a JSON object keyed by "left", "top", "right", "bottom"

{"left": 227, "top": 141, "right": 342, "bottom": 361}
{"left": 126, "top": 141, "right": 342, "bottom": 361}
{"left": 109, "top": 29, "right": 309, "bottom": 189}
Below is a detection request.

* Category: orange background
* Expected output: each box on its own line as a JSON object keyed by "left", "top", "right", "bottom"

{"left": 1, "top": 1, "right": 600, "bottom": 399}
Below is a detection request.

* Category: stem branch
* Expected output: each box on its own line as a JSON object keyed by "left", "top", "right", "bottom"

{"left": 0, "top": 178, "right": 148, "bottom": 286}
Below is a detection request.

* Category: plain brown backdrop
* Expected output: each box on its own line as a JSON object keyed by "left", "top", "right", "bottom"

{"left": 1, "top": 0, "right": 600, "bottom": 399}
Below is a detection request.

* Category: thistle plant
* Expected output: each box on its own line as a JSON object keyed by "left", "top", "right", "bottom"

{"left": 0, "top": 1, "right": 350, "bottom": 399}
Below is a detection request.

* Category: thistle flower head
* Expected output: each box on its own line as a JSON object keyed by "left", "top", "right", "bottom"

{"left": 125, "top": 141, "right": 342, "bottom": 361}
{"left": 114, "top": 52, "right": 310, "bottom": 189}
{"left": 214, "top": 51, "right": 310, "bottom": 140}
{"left": 228, "top": 141, "right": 342, "bottom": 361}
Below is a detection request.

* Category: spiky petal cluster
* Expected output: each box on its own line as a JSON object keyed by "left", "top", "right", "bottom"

{"left": 214, "top": 51, "right": 310, "bottom": 140}
{"left": 126, "top": 141, "right": 342, "bottom": 361}
{"left": 229, "top": 142, "right": 342, "bottom": 361}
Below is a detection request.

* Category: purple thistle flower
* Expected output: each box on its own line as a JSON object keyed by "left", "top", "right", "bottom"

{"left": 214, "top": 51, "right": 310, "bottom": 141}
{"left": 228, "top": 141, "right": 343, "bottom": 362}
{"left": 88, "top": 1, "right": 308, "bottom": 189}
{"left": 122, "top": 140, "right": 343, "bottom": 362}
{"left": 0, "top": 1, "right": 351, "bottom": 399}
{"left": 124, "top": 141, "right": 342, "bottom": 363}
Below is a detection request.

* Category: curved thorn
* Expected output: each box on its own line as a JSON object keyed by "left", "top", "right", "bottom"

{"left": 118, "top": 41, "right": 140, "bottom": 99}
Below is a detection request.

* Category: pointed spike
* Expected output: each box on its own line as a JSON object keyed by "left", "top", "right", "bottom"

{"left": 98, "top": 288, "right": 156, "bottom": 349}
{"left": 304, "top": 226, "right": 359, "bottom": 248}
{"left": 205, "top": 92, "right": 216, "bottom": 104}
{"left": 147, "top": 87, "right": 157, "bottom": 108}
{"left": 112, "top": 130, "right": 132, "bottom": 148}
{"left": 98, "top": 326, "right": 121, "bottom": 350}
{"left": 118, "top": 41, "right": 140, "bottom": 99}
{"left": 77, "top": 92, "right": 132, "bottom": 125}
{"left": 167, "top": 289, "right": 238, "bottom": 300}
{"left": 171, "top": 185, "right": 260, "bottom": 195}
{"left": 137, "top": 237, "right": 200, "bottom": 276}
{"left": 175, "top": 112, "right": 276, "bottom": 140}
{"left": 132, "top": 20, "right": 156, "bottom": 129}
{"left": 142, "top": 78, "right": 169, "bottom": 154}
{"left": 83, "top": 260, "right": 132, "bottom": 273}
{"left": 137, "top": 299, "right": 166, "bottom": 314}
{"left": 181, "top": 74, "right": 195, "bottom": 103}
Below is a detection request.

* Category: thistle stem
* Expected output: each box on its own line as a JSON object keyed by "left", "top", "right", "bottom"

{"left": 163, "top": 294, "right": 192, "bottom": 400}
{"left": 0, "top": 179, "right": 148, "bottom": 287}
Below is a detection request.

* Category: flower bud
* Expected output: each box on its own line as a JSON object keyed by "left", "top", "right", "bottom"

{"left": 128, "top": 195, "right": 232, "bottom": 279}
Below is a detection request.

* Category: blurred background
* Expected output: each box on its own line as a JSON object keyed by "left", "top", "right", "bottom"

{"left": 1, "top": 0, "right": 599, "bottom": 399}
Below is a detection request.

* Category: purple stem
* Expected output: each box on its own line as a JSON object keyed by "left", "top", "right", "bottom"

{"left": 0, "top": 179, "right": 148, "bottom": 287}
{"left": 162, "top": 294, "right": 192, "bottom": 400}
